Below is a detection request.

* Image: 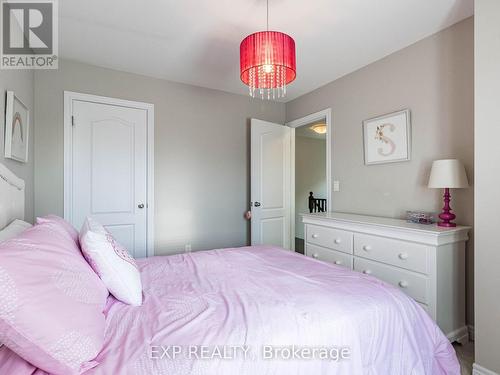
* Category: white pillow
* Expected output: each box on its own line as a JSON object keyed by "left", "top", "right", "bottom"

{"left": 0, "top": 219, "right": 32, "bottom": 243}
{"left": 79, "top": 217, "right": 142, "bottom": 306}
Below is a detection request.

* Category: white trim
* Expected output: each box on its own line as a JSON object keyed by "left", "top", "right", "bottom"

{"left": 473, "top": 364, "right": 500, "bottom": 375}
{"left": 446, "top": 326, "right": 469, "bottom": 344}
{"left": 290, "top": 127, "right": 296, "bottom": 251}
{"left": 286, "top": 108, "right": 332, "bottom": 249}
{"left": 146, "top": 106, "right": 155, "bottom": 257}
{"left": 63, "top": 91, "right": 155, "bottom": 257}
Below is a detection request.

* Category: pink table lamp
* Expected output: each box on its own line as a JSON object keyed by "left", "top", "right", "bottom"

{"left": 428, "top": 159, "right": 469, "bottom": 227}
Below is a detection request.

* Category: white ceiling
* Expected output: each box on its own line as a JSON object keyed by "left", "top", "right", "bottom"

{"left": 59, "top": 0, "right": 473, "bottom": 102}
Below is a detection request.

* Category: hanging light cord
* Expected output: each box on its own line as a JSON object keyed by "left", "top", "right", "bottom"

{"left": 266, "top": 0, "right": 269, "bottom": 31}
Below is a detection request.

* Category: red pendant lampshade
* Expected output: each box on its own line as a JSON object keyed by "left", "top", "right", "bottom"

{"left": 240, "top": 31, "right": 296, "bottom": 99}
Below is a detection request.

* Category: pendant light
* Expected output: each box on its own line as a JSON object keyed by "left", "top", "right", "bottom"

{"left": 240, "top": 0, "right": 296, "bottom": 100}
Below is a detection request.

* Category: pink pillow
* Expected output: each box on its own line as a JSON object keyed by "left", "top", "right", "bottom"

{"left": 0, "top": 222, "right": 109, "bottom": 375}
{"left": 0, "top": 345, "right": 42, "bottom": 375}
{"left": 79, "top": 217, "right": 143, "bottom": 306}
{"left": 36, "top": 215, "right": 79, "bottom": 244}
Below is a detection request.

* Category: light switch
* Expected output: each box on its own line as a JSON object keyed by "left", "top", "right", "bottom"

{"left": 333, "top": 180, "right": 340, "bottom": 192}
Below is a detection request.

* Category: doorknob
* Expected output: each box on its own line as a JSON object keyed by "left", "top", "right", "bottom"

{"left": 138, "top": 203, "right": 145, "bottom": 209}
{"left": 254, "top": 202, "right": 261, "bottom": 207}
{"left": 398, "top": 281, "right": 409, "bottom": 288}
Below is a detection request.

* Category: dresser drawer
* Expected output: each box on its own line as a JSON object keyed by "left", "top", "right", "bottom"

{"left": 353, "top": 233, "right": 429, "bottom": 274}
{"left": 354, "top": 258, "right": 429, "bottom": 304}
{"left": 306, "top": 225, "right": 353, "bottom": 254}
{"left": 306, "top": 244, "right": 353, "bottom": 268}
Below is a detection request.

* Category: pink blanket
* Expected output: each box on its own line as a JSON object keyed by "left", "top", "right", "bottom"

{"left": 0, "top": 246, "right": 459, "bottom": 374}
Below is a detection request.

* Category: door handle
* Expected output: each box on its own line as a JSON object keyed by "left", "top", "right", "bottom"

{"left": 254, "top": 202, "right": 261, "bottom": 207}
{"left": 138, "top": 203, "right": 145, "bottom": 209}
{"left": 398, "top": 281, "right": 409, "bottom": 288}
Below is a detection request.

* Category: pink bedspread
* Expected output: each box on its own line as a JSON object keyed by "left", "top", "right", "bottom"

{"left": 0, "top": 246, "right": 459, "bottom": 374}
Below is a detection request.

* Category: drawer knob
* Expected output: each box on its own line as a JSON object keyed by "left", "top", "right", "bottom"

{"left": 334, "top": 238, "right": 342, "bottom": 244}
{"left": 398, "top": 253, "right": 409, "bottom": 260}
{"left": 362, "top": 245, "right": 372, "bottom": 251}
{"left": 334, "top": 260, "right": 342, "bottom": 265}
{"left": 312, "top": 234, "right": 319, "bottom": 239}
{"left": 312, "top": 253, "right": 319, "bottom": 259}
{"left": 398, "top": 281, "right": 409, "bottom": 288}
{"left": 362, "top": 269, "right": 372, "bottom": 275}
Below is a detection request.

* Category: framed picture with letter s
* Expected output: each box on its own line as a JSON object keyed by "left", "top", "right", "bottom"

{"left": 362, "top": 109, "right": 411, "bottom": 165}
{"left": 4, "top": 91, "right": 29, "bottom": 163}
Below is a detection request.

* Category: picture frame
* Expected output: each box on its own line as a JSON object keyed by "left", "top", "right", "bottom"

{"left": 4, "top": 91, "right": 29, "bottom": 163}
{"left": 362, "top": 109, "right": 411, "bottom": 165}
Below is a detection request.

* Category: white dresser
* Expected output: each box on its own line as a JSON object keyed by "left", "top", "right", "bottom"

{"left": 301, "top": 212, "right": 470, "bottom": 343}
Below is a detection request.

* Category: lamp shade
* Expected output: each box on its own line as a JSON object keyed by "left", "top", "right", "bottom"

{"left": 428, "top": 159, "right": 469, "bottom": 188}
{"left": 240, "top": 31, "right": 296, "bottom": 99}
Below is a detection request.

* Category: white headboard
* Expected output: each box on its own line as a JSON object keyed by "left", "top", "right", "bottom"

{"left": 0, "top": 162, "right": 25, "bottom": 230}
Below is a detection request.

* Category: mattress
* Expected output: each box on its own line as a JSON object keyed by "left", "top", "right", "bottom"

{"left": 0, "top": 245, "right": 459, "bottom": 374}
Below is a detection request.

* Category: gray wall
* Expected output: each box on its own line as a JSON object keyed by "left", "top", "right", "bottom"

{"left": 286, "top": 18, "right": 475, "bottom": 325}
{"left": 0, "top": 70, "right": 34, "bottom": 222}
{"left": 34, "top": 60, "right": 285, "bottom": 254}
{"left": 474, "top": 1, "right": 500, "bottom": 372}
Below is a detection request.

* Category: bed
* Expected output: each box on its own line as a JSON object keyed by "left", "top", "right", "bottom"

{"left": 0, "top": 164, "right": 460, "bottom": 374}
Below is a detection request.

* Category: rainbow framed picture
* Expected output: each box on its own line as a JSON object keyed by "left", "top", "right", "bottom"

{"left": 4, "top": 91, "right": 29, "bottom": 163}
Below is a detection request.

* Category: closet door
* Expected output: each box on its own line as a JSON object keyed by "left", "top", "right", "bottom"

{"left": 68, "top": 98, "right": 148, "bottom": 258}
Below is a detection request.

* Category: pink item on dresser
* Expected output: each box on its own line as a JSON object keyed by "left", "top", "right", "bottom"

{"left": 79, "top": 217, "right": 143, "bottom": 306}
{"left": 0, "top": 222, "right": 109, "bottom": 375}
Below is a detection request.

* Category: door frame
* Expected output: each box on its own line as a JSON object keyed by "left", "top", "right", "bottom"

{"left": 63, "top": 91, "right": 155, "bottom": 257}
{"left": 286, "top": 108, "right": 332, "bottom": 251}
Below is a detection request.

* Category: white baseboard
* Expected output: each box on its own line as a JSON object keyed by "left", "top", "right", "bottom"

{"left": 473, "top": 363, "right": 499, "bottom": 375}
{"left": 447, "top": 326, "right": 469, "bottom": 344}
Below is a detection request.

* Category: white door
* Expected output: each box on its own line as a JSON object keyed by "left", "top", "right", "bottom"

{"left": 251, "top": 119, "right": 292, "bottom": 249}
{"left": 68, "top": 99, "right": 148, "bottom": 258}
